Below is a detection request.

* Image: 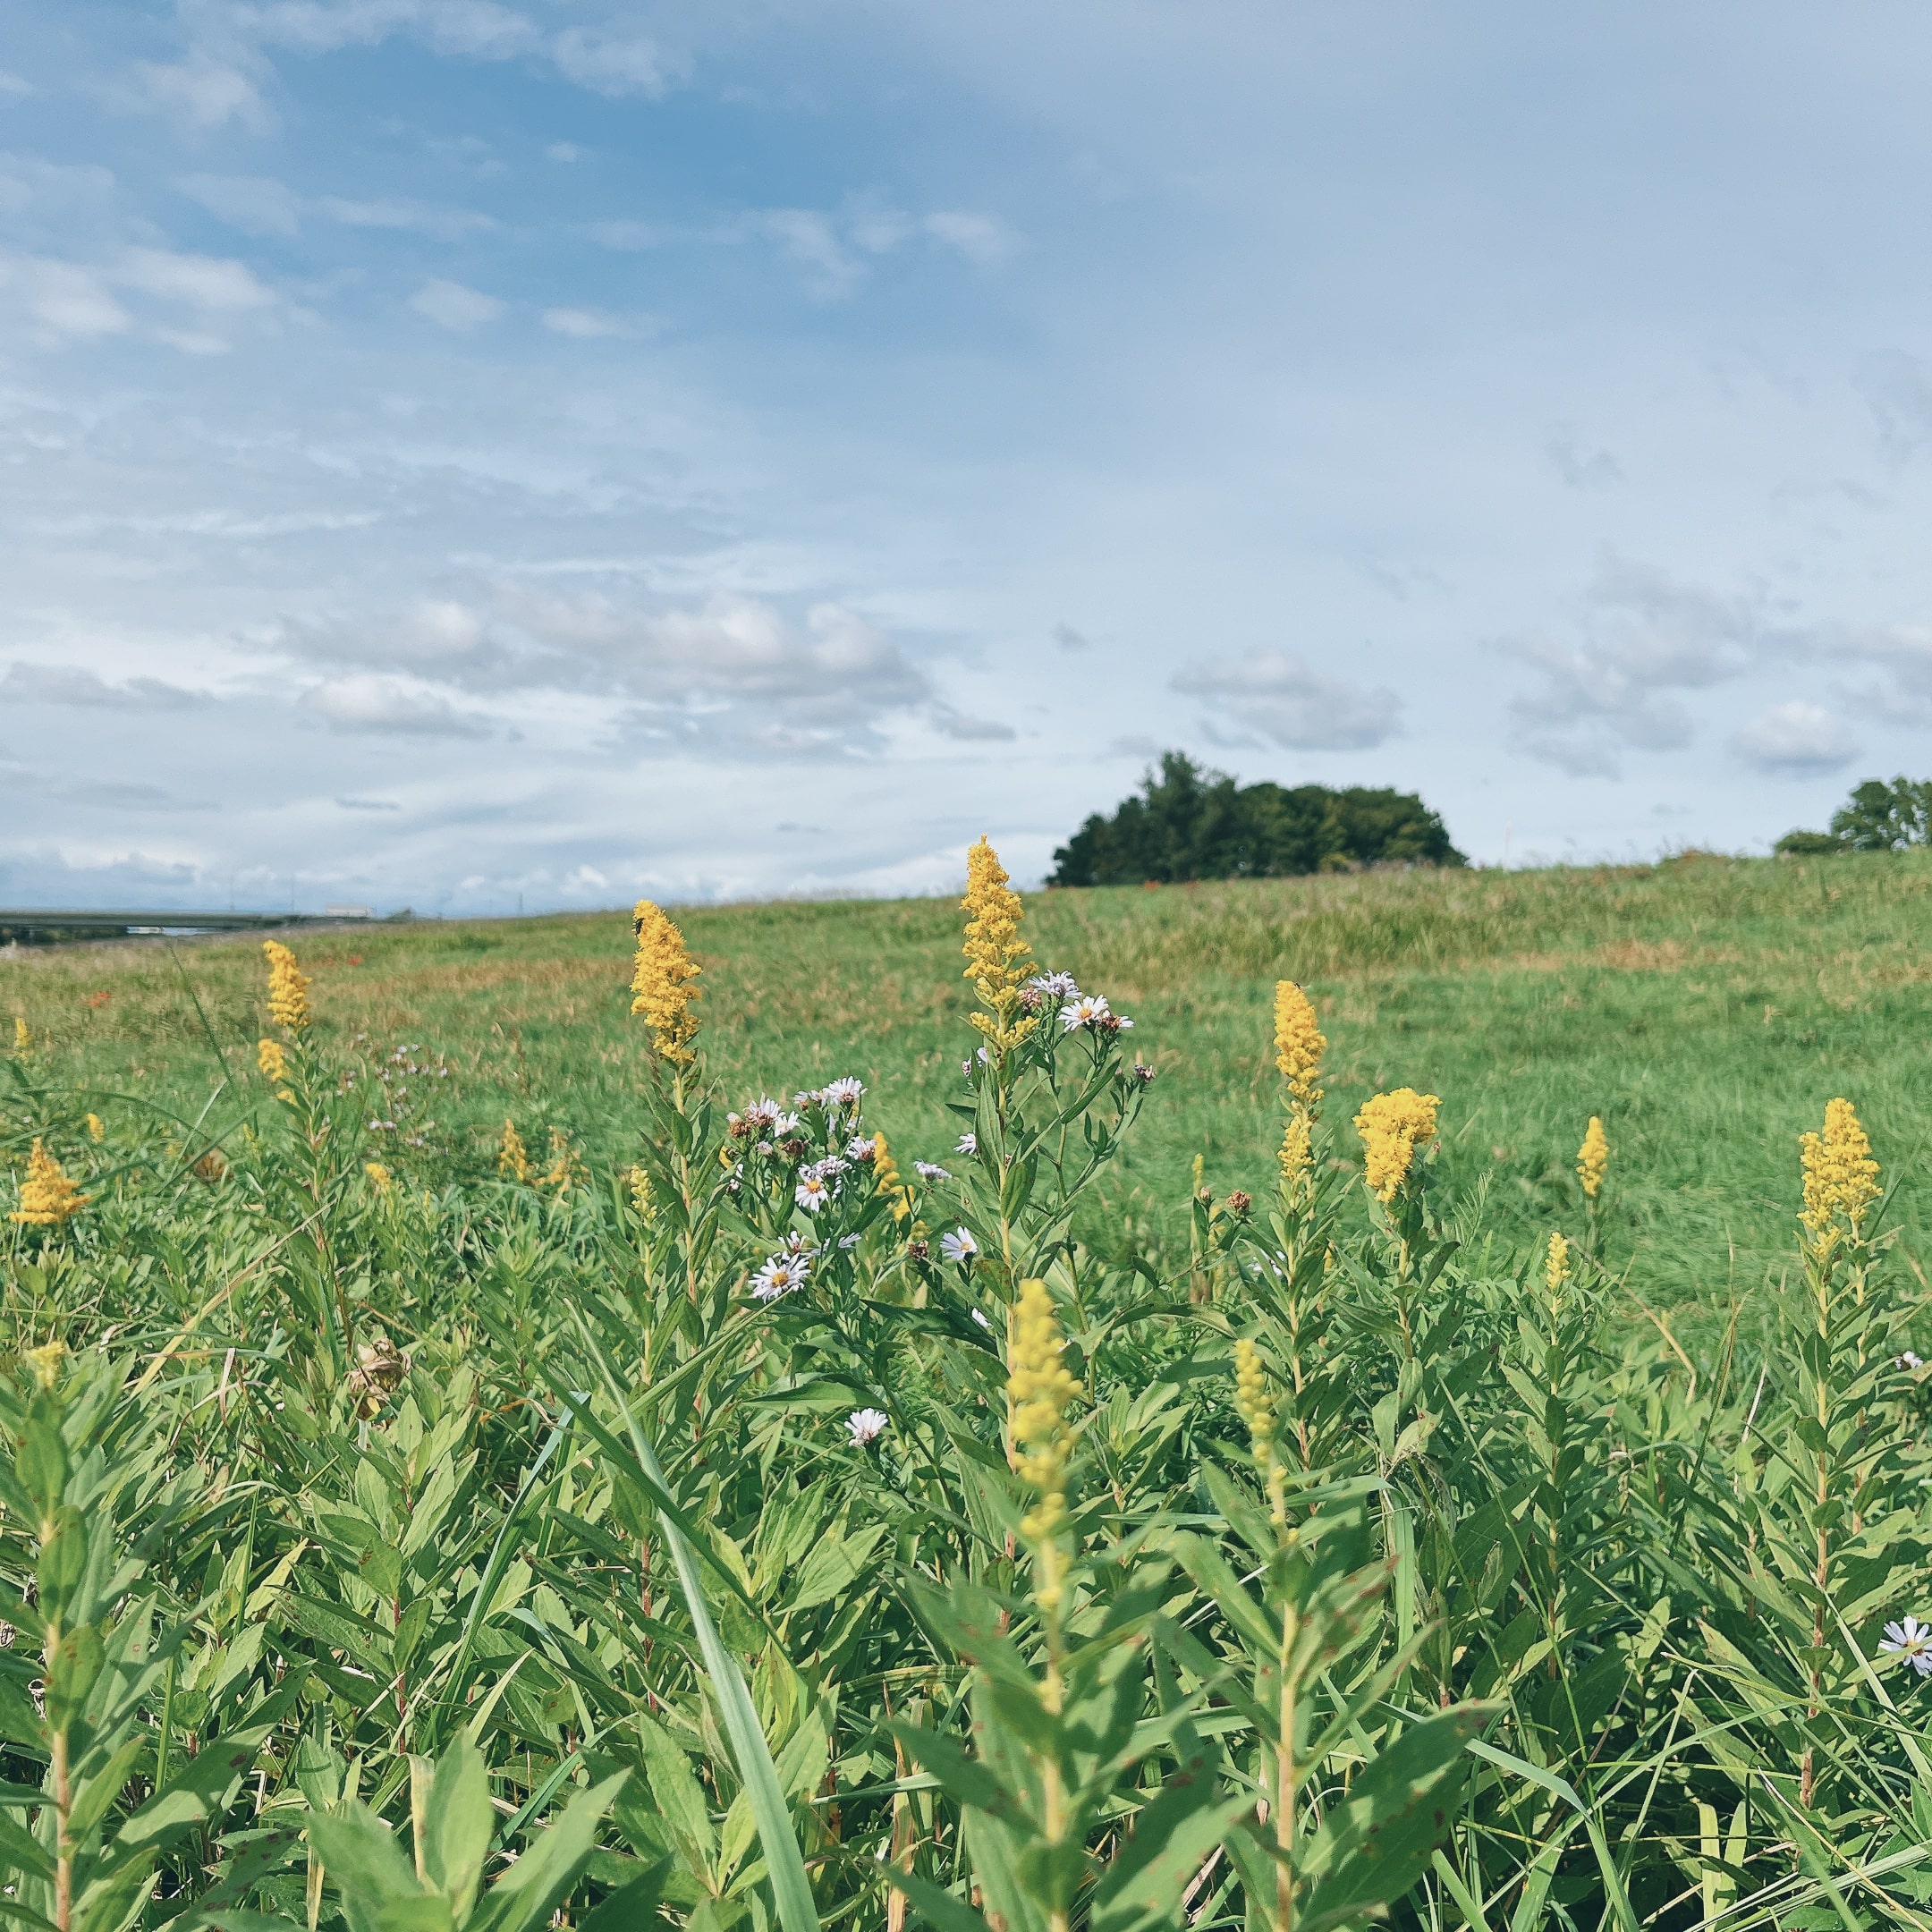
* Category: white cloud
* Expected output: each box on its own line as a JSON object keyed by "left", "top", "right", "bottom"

{"left": 550, "top": 27, "right": 673, "bottom": 97}
{"left": 546, "top": 142, "right": 580, "bottom": 163}
{"left": 542, "top": 306, "right": 635, "bottom": 339}
{"left": 118, "top": 247, "right": 278, "bottom": 311}
{"left": 408, "top": 277, "right": 504, "bottom": 330}
{"left": 132, "top": 55, "right": 271, "bottom": 132}
{"left": 1173, "top": 649, "right": 1402, "bottom": 750}
{"left": 750, "top": 210, "right": 858, "bottom": 299}
{"left": 924, "top": 211, "right": 1015, "bottom": 266}
{"left": 177, "top": 173, "right": 302, "bottom": 236}
{"left": 1733, "top": 700, "right": 1858, "bottom": 774}
{"left": 300, "top": 674, "right": 491, "bottom": 736}
{"left": 0, "top": 71, "right": 31, "bottom": 97}
{"left": 319, "top": 195, "right": 494, "bottom": 239}
{"left": 0, "top": 257, "right": 130, "bottom": 342}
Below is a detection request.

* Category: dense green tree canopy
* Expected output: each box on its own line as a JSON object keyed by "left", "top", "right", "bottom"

{"left": 1776, "top": 775, "right": 1932, "bottom": 855}
{"left": 1048, "top": 751, "right": 1466, "bottom": 886}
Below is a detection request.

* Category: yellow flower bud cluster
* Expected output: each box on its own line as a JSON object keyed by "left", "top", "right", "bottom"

{"left": 1545, "top": 1230, "right": 1571, "bottom": 1300}
{"left": 13, "top": 1018, "right": 30, "bottom": 1056}
{"left": 1273, "top": 981, "right": 1326, "bottom": 1111}
{"left": 1277, "top": 1111, "right": 1313, "bottom": 1192}
{"left": 498, "top": 1118, "right": 531, "bottom": 1182}
{"left": 1577, "top": 1116, "right": 1609, "bottom": 1200}
{"left": 11, "top": 1140, "right": 89, "bottom": 1227}
{"left": 85, "top": 1114, "right": 105, "bottom": 1144}
{"left": 630, "top": 900, "right": 702, "bottom": 1065}
{"left": 23, "top": 1339, "right": 66, "bottom": 1390}
{"left": 542, "top": 1127, "right": 584, "bottom": 1192}
{"left": 961, "top": 838, "right": 1036, "bottom": 1053}
{"left": 365, "top": 1163, "right": 394, "bottom": 1193}
{"left": 1354, "top": 1088, "right": 1440, "bottom": 1204}
{"left": 1800, "top": 1097, "right": 1880, "bottom": 1244}
{"left": 1006, "top": 1278, "right": 1080, "bottom": 1602}
{"left": 257, "top": 1038, "right": 289, "bottom": 1084}
{"left": 629, "top": 1165, "right": 657, "bottom": 1224}
{"left": 1233, "top": 1336, "right": 1287, "bottom": 1524}
{"left": 262, "top": 941, "right": 310, "bottom": 1031}
{"left": 872, "top": 1131, "right": 912, "bottom": 1221}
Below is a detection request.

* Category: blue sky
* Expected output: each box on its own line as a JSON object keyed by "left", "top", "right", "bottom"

{"left": 4, "top": 3, "right": 1932, "bottom": 912}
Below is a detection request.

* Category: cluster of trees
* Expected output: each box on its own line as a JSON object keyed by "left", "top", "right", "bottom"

{"left": 1776, "top": 775, "right": 1932, "bottom": 856}
{"left": 1047, "top": 751, "right": 1465, "bottom": 886}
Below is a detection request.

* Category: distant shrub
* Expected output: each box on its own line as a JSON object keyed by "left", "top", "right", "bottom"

{"left": 1048, "top": 750, "right": 1465, "bottom": 886}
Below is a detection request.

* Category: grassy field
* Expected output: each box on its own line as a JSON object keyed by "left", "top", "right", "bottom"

{"left": 5, "top": 848, "right": 1930, "bottom": 1320}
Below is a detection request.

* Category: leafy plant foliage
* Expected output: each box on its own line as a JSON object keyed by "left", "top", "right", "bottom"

{"left": 1777, "top": 775, "right": 1932, "bottom": 855}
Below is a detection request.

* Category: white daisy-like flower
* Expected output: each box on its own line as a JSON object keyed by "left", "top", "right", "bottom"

{"left": 956, "top": 1132, "right": 977, "bottom": 1155}
{"left": 1030, "top": 971, "right": 1080, "bottom": 1000}
{"left": 773, "top": 1113, "right": 801, "bottom": 1136}
{"left": 806, "top": 1156, "right": 849, "bottom": 1182}
{"left": 839, "top": 1233, "right": 861, "bottom": 1249}
{"left": 1061, "top": 995, "right": 1114, "bottom": 1031}
{"left": 941, "top": 1226, "right": 978, "bottom": 1263}
{"left": 781, "top": 1231, "right": 810, "bottom": 1255}
{"left": 745, "top": 1097, "right": 784, "bottom": 1128}
{"left": 1902, "top": 1352, "right": 1925, "bottom": 1370}
{"left": 915, "top": 1162, "right": 952, "bottom": 1182}
{"left": 752, "top": 1253, "right": 809, "bottom": 1301}
{"left": 847, "top": 1135, "right": 877, "bottom": 1161}
{"left": 846, "top": 1407, "right": 889, "bottom": 1446}
{"left": 1882, "top": 1616, "right": 1932, "bottom": 1674}
{"left": 795, "top": 1174, "right": 833, "bottom": 1213}
{"left": 822, "top": 1076, "right": 865, "bottom": 1107}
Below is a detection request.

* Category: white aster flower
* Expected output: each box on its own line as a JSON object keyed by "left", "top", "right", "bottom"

{"left": 745, "top": 1096, "right": 784, "bottom": 1128}
{"left": 773, "top": 1113, "right": 801, "bottom": 1136}
{"left": 955, "top": 1132, "right": 977, "bottom": 1155}
{"left": 1030, "top": 971, "right": 1080, "bottom": 999}
{"left": 752, "top": 1253, "right": 809, "bottom": 1301}
{"left": 941, "top": 1226, "right": 978, "bottom": 1263}
{"left": 847, "top": 1135, "right": 877, "bottom": 1160}
{"left": 795, "top": 1174, "right": 833, "bottom": 1214}
{"left": 1061, "top": 995, "right": 1113, "bottom": 1031}
{"left": 846, "top": 1407, "right": 889, "bottom": 1446}
{"left": 915, "top": 1162, "right": 952, "bottom": 1182}
{"left": 1883, "top": 1616, "right": 1932, "bottom": 1674}
{"left": 839, "top": 1233, "right": 861, "bottom": 1249}
{"left": 1902, "top": 1352, "right": 1925, "bottom": 1370}
{"left": 822, "top": 1076, "right": 865, "bottom": 1107}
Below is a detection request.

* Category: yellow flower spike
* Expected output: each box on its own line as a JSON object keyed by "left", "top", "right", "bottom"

{"left": 12, "top": 1018, "right": 30, "bottom": 1056}
{"left": 11, "top": 1140, "right": 89, "bottom": 1227}
{"left": 630, "top": 901, "right": 702, "bottom": 1065}
{"left": 1800, "top": 1097, "right": 1880, "bottom": 1243}
{"left": 1545, "top": 1231, "right": 1572, "bottom": 1299}
{"left": 1277, "top": 1111, "right": 1313, "bottom": 1192}
{"left": 22, "top": 1339, "right": 66, "bottom": 1389}
{"left": 872, "top": 1131, "right": 911, "bottom": 1220}
{"left": 628, "top": 1165, "right": 657, "bottom": 1224}
{"left": 497, "top": 1118, "right": 531, "bottom": 1182}
{"left": 1273, "top": 980, "right": 1326, "bottom": 1111}
{"left": 364, "top": 1163, "right": 394, "bottom": 1193}
{"left": 1005, "top": 1278, "right": 1080, "bottom": 1607}
{"left": 257, "top": 1038, "right": 288, "bottom": 1083}
{"left": 1232, "top": 1336, "right": 1287, "bottom": 1524}
{"left": 261, "top": 941, "right": 310, "bottom": 1031}
{"left": 1353, "top": 1088, "right": 1441, "bottom": 1204}
{"left": 1578, "top": 1116, "right": 1609, "bottom": 1200}
{"left": 85, "top": 1114, "right": 104, "bottom": 1144}
{"left": 542, "top": 1127, "right": 582, "bottom": 1192}
{"left": 961, "top": 837, "right": 1037, "bottom": 1054}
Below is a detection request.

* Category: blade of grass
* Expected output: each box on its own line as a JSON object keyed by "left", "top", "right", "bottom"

{"left": 570, "top": 1307, "right": 820, "bottom": 1932}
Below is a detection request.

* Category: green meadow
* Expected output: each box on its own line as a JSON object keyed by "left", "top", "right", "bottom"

{"left": 6, "top": 848, "right": 1929, "bottom": 1321}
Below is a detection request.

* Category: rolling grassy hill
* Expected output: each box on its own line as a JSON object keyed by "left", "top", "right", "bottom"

{"left": 6, "top": 849, "right": 1931, "bottom": 1323}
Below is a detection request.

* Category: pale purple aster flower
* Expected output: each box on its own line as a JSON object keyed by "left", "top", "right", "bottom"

{"left": 795, "top": 1174, "right": 832, "bottom": 1214}
{"left": 915, "top": 1162, "right": 952, "bottom": 1182}
{"left": 753, "top": 1254, "right": 809, "bottom": 1301}
{"left": 846, "top": 1408, "right": 889, "bottom": 1447}
{"left": 941, "top": 1226, "right": 978, "bottom": 1263}
{"left": 956, "top": 1132, "right": 977, "bottom": 1155}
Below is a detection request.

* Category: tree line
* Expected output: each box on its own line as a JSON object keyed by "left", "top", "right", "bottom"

{"left": 1048, "top": 751, "right": 1465, "bottom": 886}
